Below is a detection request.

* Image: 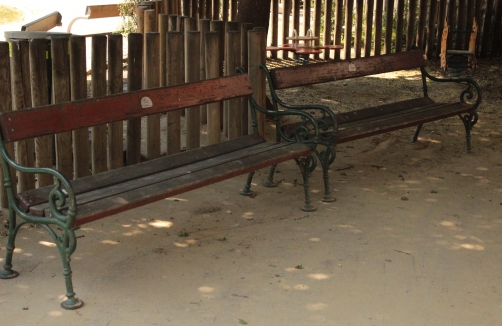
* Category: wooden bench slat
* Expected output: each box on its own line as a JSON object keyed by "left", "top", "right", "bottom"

{"left": 61, "top": 142, "right": 310, "bottom": 225}
{"left": 336, "top": 102, "right": 473, "bottom": 143}
{"left": 17, "top": 134, "right": 266, "bottom": 211}
{"left": 0, "top": 74, "right": 252, "bottom": 142}
{"left": 270, "top": 50, "right": 425, "bottom": 90}
{"left": 27, "top": 138, "right": 292, "bottom": 215}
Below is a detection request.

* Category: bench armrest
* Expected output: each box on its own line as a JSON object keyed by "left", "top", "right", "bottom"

{"left": 421, "top": 67, "right": 482, "bottom": 110}
{"left": 259, "top": 64, "right": 337, "bottom": 146}
{"left": 0, "top": 137, "right": 77, "bottom": 230}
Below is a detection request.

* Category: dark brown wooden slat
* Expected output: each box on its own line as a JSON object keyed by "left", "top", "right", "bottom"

{"left": 48, "top": 142, "right": 311, "bottom": 225}
{"left": 336, "top": 97, "right": 435, "bottom": 124}
{"left": 336, "top": 102, "right": 473, "bottom": 143}
{"left": 0, "top": 74, "right": 252, "bottom": 142}
{"left": 270, "top": 50, "right": 425, "bottom": 90}
{"left": 17, "top": 134, "right": 266, "bottom": 211}
{"left": 29, "top": 139, "right": 295, "bottom": 215}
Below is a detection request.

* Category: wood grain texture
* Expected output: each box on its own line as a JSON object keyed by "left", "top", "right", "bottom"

{"left": 126, "top": 33, "right": 143, "bottom": 166}
{"left": 145, "top": 32, "right": 161, "bottom": 159}
{"left": 166, "top": 31, "right": 184, "bottom": 154}
{"left": 107, "top": 34, "right": 124, "bottom": 170}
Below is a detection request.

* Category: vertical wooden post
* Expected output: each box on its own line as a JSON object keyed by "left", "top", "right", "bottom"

{"left": 240, "top": 22, "right": 253, "bottom": 135}
{"left": 126, "top": 33, "right": 143, "bottom": 165}
{"left": 271, "top": 0, "right": 279, "bottom": 59}
{"left": 184, "top": 16, "right": 198, "bottom": 31}
{"left": 108, "top": 34, "right": 124, "bottom": 169}
{"left": 210, "top": 20, "right": 225, "bottom": 76}
{"left": 206, "top": 0, "right": 212, "bottom": 19}
{"left": 185, "top": 31, "right": 201, "bottom": 150}
{"left": 199, "top": 19, "right": 211, "bottom": 124}
{"left": 364, "top": 0, "right": 375, "bottom": 57}
{"left": 51, "top": 37, "right": 73, "bottom": 179}
{"left": 145, "top": 33, "right": 161, "bottom": 160}
{"left": 222, "top": 0, "right": 229, "bottom": 22}
{"left": 231, "top": 0, "right": 238, "bottom": 21}
{"left": 374, "top": 0, "right": 384, "bottom": 55}
{"left": 225, "top": 30, "right": 241, "bottom": 140}
{"left": 304, "top": 0, "right": 311, "bottom": 37}
{"left": 168, "top": 14, "right": 178, "bottom": 31}
{"left": 91, "top": 35, "right": 108, "bottom": 175}
{"left": 384, "top": 0, "right": 394, "bottom": 54}
{"left": 416, "top": 0, "right": 428, "bottom": 49}
{"left": 406, "top": 0, "right": 418, "bottom": 50}
{"left": 344, "top": 0, "right": 354, "bottom": 59}
{"left": 166, "top": 32, "right": 184, "bottom": 155}
{"left": 160, "top": 14, "right": 170, "bottom": 86}
{"left": 248, "top": 28, "right": 267, "bottom": 136}
{"left": 293, "top": 0, "right": 301, "bottom": 33}
{"left": 29, "top": 39, "right": 52, "bottom": 187}
{"left": 205, "top": 31, "right": 221, "bottom": 144}
{"left": 283, "top": 0, "right": 292, "bottom": 59}
{"left": 480, "top": 0, "right": 494, "bottom": 57}
{"left": 354, "top": 0, "right": 363, "bottom": 58}
{"left": 456, "top": 0, "right": 467, "bottom": 50}
{"left": 334, "top": 0, "right": 343, "bottom": 60}
{"left": 426, "top": 0, "right": 438, "bottom": 58}
{"left": 191, "top": 0, "right": 198, "bottom": 18}
{"left": 312, "top": 0, "right": 322, "bottom": 59}
{"left": 183, "top": 0, "right": 190, "bottom": 16}
{"left": 69, "top": 36, "right": 91, "bottom": 178}
{"left": 323, "top": 0, "right": 333, "bottom": 59}
{"left": 395, "top": 0, "right": 405, "bottom": 53}
{"left": 0, "top": 42, "right": 15, "bottom": 206}
{"left": 137, "top": 5, "right": 147, "bottom": 34}
{"left": 199, "top": 0, "right": 206, "bottom": 18}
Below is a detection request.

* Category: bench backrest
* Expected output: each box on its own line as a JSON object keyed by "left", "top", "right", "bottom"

{"left": 0, "top": 74, "right": 252, "bottom": 143}
{"left": 269, "top": 50, "right": 425, "bottom": 90}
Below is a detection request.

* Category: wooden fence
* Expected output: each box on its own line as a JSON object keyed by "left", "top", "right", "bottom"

{"left": 0, "top": 12, "right": 268, "bottom": 208}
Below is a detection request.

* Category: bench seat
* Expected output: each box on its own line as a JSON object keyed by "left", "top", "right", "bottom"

{"left": 18, "top": 134, "right": 310, "bottom": 225}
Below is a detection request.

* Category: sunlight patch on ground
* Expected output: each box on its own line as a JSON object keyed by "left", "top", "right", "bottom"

{"left": 173, "top": 242, "right": 189, "bottom": 248}
{"left": 38, "top": 241, "right": 56, "bottom": 248}
{"left": 101, "top": 240, "right": 120, "bottom": 245}
{"left": 306, "top": 302, "right": 328, "bottom": 311}
{"left": 13, "top": 248, "right": 22, "bottom": 253}
{"left": 308, "top": 273, "right": 330, "bottom": 280}
{"left": 148, "top": 220, "right": 173, "bottom": 228}
{"left": 165, "top": 197, "right": 188, "bottom": 202}
{"left": 294, "top": 284, "right": 309, "bottom": 290}
{"left": 309, "top": 238, "right": 321, "bottom": 242}
{"left": 452, "top": 243, "right": 485, "bottom": 251}
{"left": 47, "top": 310, "right": 63, "bottom": 317}
{"left": 198, "top": 286, "right": 214, "bottom": 293}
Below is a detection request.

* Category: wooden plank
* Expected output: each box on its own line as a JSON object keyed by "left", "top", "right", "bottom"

{"left": 29, "top": 38, "right": 52, "bottom": 187}
{"left": 11, "top": 40, "right": 36, "bottom": 191}
{"left": 0, "top": 42, "right": 15, "bottom": 207}
{"left": 57, "top": 142, "right": 310, "bottom": 225}
{"left": 51, "top": 37, "right": 73, "bottom": 180}
{"left": 107, "top": 34, "right": 124, "bottom": 170}
{"left": 344, "top": 0, "right": 354, "bottom": 59}
{"left": 22, "top": 11, "right": 62, "bottom": 31}
{"left": 18, "top": 134, "right": 267, "bottom": 211}
{"left": 337, "top": 102, "right": 474, "bottom": 143}
{"left": 384, "top": 0, "right": 394, "bottom": 54}
{"left": 91, "top": 35, "right": 108, "bottom": 175}
{"left": 354, "top": 0, "right": 363, "bottom": 58}
{"left": 374, "top": 0, "right": 383, "bottom": 56}
{"left": 166, "top": 32, "right": 184, "bottom": 154}
{"left": 269, "top": 50, "right": 425, "bottom": 90}
{"left": 126, "top": 33, "right": 143, "bottom": 166}
{"left": 395, "top": 0, "right": 405, "bottom": 52}
{"left": 364, "top": 0, "right": 374, "bottom": 57}
{"left": 86, "top": 4, "right": 120, "bottom": 18}
{"left": 334, "top": 0, "right": 343, "bottom": 60}
{"left": 69, "top": 36, "right": 91, "bottom": 179}
{"left": 185, "top": 31, "right": 201, "bottom": 150}
{"left": 31, "top": 139, "right": 284, "bottom": 215}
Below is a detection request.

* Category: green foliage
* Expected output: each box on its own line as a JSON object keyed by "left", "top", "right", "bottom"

{"left": 116, "top": 0, "right": 142, "bottom": 35}
{"left": 0, "top": 5, "right": 24, "bottom": 25}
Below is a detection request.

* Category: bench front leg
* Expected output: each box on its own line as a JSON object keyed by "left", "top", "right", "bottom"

{"left": 295, "top": 155, "right": 317, "bottom": 212}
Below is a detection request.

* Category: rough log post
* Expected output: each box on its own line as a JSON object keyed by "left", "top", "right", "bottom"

{"left": 416, "top": 0, "right": 427, "bottom": 49}
{"left": 384, "top": 0, "right": 394, "bottom": 54}
{"left": 145, "top": 33, "right": 161, "bottom": 160}
{"left": 160, "top": 14, "right": 170, "bottom": 86}
{"left": 313, "top": 0, "right": 322, "bottom": 59}
{"left": 51, "top": 37, "right": 73, "bottom": 179}
{"left": 185, "top": 31, "right": 201, "bottom": 150}
{"left": 168, "top": 14, "right": 178, "bottom": 31}
{"left": 406, "top": 0, "right": 418, "bottom": 50}
{"left": 29, "top": 38, "right": 52, "bottom": 187}
{"left": 166, "top": 32, "right": 184, "bottom": 155}
{"left": 126, "top": 33, "right": 143, "bottom": 165}
{"left": 283, "top": 0, "right": 292, "bottom": 59}
{"left": 248, "top": 28, "right": 266, "bottom": 136}
{"left": 223, "top": 0, "right": 229, "bottom": 22}
{"left": 396, "top": 0, "right": 405, "bottom": 52}
{"left": 271, "top": 0, "right": 279, "bottom": 59}
{"left": 107, "top": 34, "right": 124, "bottom": 170}
{"left": 205, "top": 32, "right": 220, "bottom": 144}
{"left": 231, "top": 0, "right": 238, "bottom": 21}
{"left": 426, "top": 0, "right": 438, "bottom": 59}
{"left": 354, "top": 0, "right": 363, "bottom": 58}
{"left": 0, "top": 42, "right": 15, "bottom": 207}
{"left": 223, "top": 21, "right": 240, "bottom": 137}
{"left": 323, "top": 0, "right": 333, "bottom": 60}
{"left": 293, "top": 0, "right": 300, "bottom": 33}
{"left": 213, "top": 0, "right": 220, "bottom": 20}
{"left": 225, "top": 30, "right": 242, "bottom": 140}
{"left": 137, "top": 5, "right": 147, "bottom": 34}
{"left": 240, "top": 22, "right": 253, "bottom": 135}
{"left": 69, "top": 36, "right": 90, "bottom": 178}
{"left": 304, "top": 0, "right": 311, "bottom": 35}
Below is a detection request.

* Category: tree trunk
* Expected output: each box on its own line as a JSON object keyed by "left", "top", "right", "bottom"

{"left": 237, "top": 0, "right": 270, "bottom": 30}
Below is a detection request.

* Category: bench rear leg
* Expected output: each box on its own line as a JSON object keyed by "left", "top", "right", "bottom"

{"left": 240, "top": 171, "right": 256, "bottom": 196}
{"left": 296, "top": 156, "right": 317, "bottom": 212}
{"left": 315, "top": 147, "right": 336, "bottom": 203}
{"left": 460, "top": 113, "right": 477, "bottom": 152}
{"left": 262, "top": 164, "right": 279, "bottom": 187}
{"left": 0, "top": 208, "right": 20, "bottom": 280}
{"left": 412, "top": 124, "right": 423, "bottom": 142}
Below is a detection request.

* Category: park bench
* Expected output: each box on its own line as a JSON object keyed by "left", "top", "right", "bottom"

{"left": 261, "top": 49, "right": 482, "bottom": 200}
{"left": 0, "top": 73, "right": 325, "bottom": 309}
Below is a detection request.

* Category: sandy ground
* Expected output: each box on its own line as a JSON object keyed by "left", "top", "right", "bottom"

{"left": 1, "top": 2, "right": 502, "bottom": 325}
